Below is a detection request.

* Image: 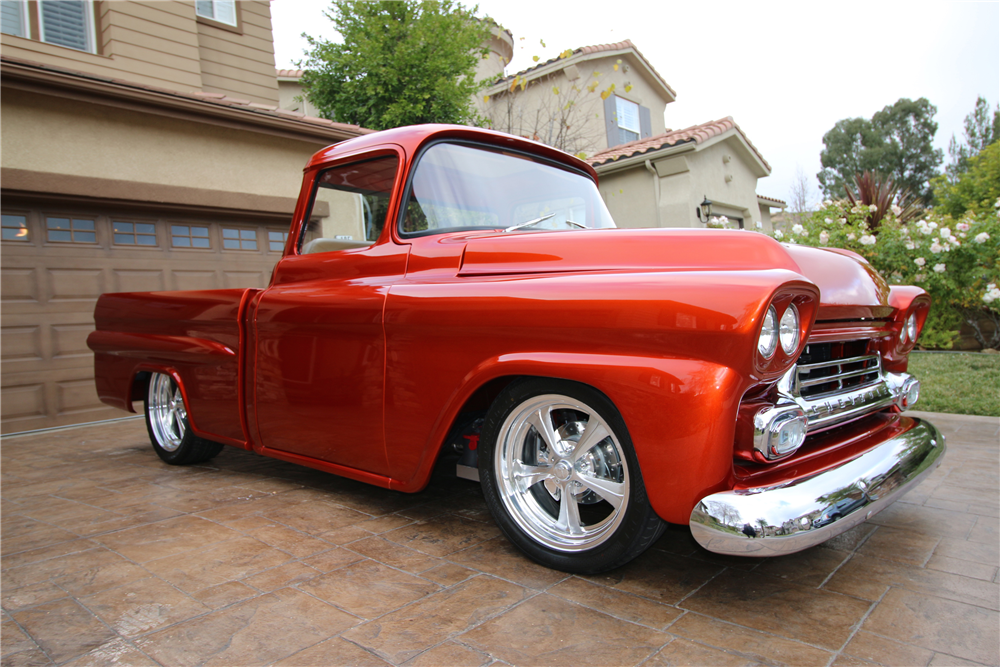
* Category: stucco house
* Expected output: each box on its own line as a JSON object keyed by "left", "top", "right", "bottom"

{"left": 590, "top": 117, "right": 787, "bottom": 230}
{"left": 478, "top": 37, "right": 785, "bottom": 230}
{"left": 0, "top": 0, "right": 367, "bottom": 433}
{"left": 477, "top": 39, "right": 674, "bottom": 158}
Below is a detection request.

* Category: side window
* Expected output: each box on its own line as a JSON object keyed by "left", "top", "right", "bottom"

{"left": 299, "top": 155, "right": 398, "bottom": 255}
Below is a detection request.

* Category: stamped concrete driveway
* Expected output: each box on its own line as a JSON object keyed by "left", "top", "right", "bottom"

{"left": 2, "top": 411, "right": 997, "bottom": 667}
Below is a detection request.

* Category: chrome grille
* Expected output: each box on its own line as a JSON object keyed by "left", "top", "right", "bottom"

{"left": 795, "top": 353, "right": 882, "bottom": 399}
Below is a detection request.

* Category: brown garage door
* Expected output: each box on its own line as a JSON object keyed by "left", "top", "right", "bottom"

{"left": 1, "top": 202, "right": 293, "bottom": 434}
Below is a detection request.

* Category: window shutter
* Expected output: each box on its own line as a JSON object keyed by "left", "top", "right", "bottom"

{"left": 603, "top": 94, "right": 619, "bottom": 148}
{"left": 639, "top": 106, "right": 652, "bottom": 139}
{"left": 1, "top": 0, "right": 25, "bottom": 37}
{"left": 40, "top": 0, "right": 91, "bottom": 52}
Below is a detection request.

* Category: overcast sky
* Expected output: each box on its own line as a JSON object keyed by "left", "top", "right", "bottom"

{"left": 270, "top": 0, "right": 1000, "bottom": 208}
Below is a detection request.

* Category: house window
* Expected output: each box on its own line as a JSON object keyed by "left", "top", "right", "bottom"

{"left": 38, "top": 0, "right": 95, "bottom": 53}
{"left": 195, "top": 0, "right": 236, "bottom": 26}
{"left": 222, "top": 228, "right": 257, "bottom": 251}
{"left": 46, "top": 216, "right": 96, "bottom": 244}
{"left": 2, "top": 214, "right": 29, "bottom": 241}
{"left": 616, "top": 97, "right": 640, "bottom": 144}
{"left": 171, "top": 225, "right": 210, "bottom": 248}
{"left": 1, "top": 0, "right": 27, "bottom": 37}
{"left": 268, "top": 231, "right": 289, "bottom": 252}
{"left": 113, "top": 221, "right": 157, "bottom": 246}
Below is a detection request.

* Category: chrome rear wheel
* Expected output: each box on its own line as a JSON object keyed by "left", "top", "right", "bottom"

{"left": 148, "top": 373, "right": 187, "bottom": 452}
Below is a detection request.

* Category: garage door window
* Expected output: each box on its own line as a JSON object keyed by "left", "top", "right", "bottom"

{"left": 222, "top": 228, "right": 257, "bottom": 251}
{"left": 2, "top": 214, "right": 29, "bottom": 241}
{"left": 171, "top": 225, "right": 210, "bottom": 248}
{"left": 113, "top": 221, "right": 157, "bottom": 246}
{"left": 46, "top": 217, "right": 95, "bottom": 243}
{"left": 268, "top": 231, "right": 289, "bottom": 252}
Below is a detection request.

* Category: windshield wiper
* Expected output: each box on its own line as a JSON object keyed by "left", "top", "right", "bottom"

{"left": 503, "top": 213, "right": 555, "bottom": 233}
{"left": 564, "top": 219, "right": 587, "bottom": 229}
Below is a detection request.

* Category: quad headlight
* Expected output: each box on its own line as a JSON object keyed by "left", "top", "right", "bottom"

{"left": 906, "top": 312, "right": 918, "bottom": 342}
{"left": 758, "top": 305, "right": 778, "bottom": 358}
{"left": 779, "top": 304, "right": 799, "bottom": 354}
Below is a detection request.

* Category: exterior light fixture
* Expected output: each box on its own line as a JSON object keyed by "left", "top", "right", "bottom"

{"left": 696, "top": 195, "right": 713, "bottom": 223}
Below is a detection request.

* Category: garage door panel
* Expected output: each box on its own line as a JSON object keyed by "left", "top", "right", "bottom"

{"left": 113, "top": 269, "right": 165, "bottom": 292}
{"left": 46, "top": 268, "right": 106, "bottom": 302}
{"left": 1, "top": 267, "right": 41, "bottom": 303}
{"left": 56, "top": 377, "right": 107, "bottom": 417}
{"left": 0, "top": 383, "right": 47, "bottom": 421}
{"left": 1, "top": 326, "right": 43, "bottom": 362}
{"left": 173, "top": 270, "right": 219, "bottom": 290}
{"left": 52, "top": 324, "right": 95, "bottom": 360}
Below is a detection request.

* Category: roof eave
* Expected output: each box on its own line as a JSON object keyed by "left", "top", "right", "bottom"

{"left": 1, "top": 57, "right": 369, "bottom": 144}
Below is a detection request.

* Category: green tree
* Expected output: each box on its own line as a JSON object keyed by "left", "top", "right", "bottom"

{"left": 934, "top": 142, "right": 1000, "bottom": 218}
{"left": 300, "top": 1, "right": 490, "bottom": 130}
{"left": 942, "top": 96, "right": 1000, "bottom": 183}
{"left": 818, "top": 98, "right": 943, "bottom": 204}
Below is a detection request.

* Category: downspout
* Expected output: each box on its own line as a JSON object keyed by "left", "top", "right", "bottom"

{"left": 643, "top": 159, "right": 662, "bottom": 228}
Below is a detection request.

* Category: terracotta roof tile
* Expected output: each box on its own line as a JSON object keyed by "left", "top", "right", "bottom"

{"left": 588, "top": 116, "right": 769, "bottom": 171}
{"left": 1, "top": 55, "right": 373, "bottom": 136}
{"left": 276, "top": 68, "right": 305, "bottom": 79}
{"left": 757, "top": 195, "right": 787, "bottom": 206}
{"left": 494, "top": 39, "right": 675, "bottom": 99}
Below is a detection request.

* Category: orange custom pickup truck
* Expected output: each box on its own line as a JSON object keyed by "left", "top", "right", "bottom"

{"left": 88, "top": 125, "right": 943, "bottom": 574}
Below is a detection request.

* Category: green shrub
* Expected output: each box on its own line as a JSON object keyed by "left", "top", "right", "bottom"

{"left": 769, "top": 197, "right": 1000, "bottom": 349}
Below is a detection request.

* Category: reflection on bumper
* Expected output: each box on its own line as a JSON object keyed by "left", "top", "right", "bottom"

{"left": 690, "top": 418, "right": 945, "bottom": 557}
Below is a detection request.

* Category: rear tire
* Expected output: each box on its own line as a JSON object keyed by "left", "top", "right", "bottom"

{"left": 479, "top": 378, "right": 665, "bottom": 574}
{"left": 144, "top": 373, "right": 223, "bottom": 465}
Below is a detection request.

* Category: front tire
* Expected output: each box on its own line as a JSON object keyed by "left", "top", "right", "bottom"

{"left": 479, "top": 378, "right": 665, "bottom": 574}
{"left": 144, "top": 373, "right": 223, "bottom": 465}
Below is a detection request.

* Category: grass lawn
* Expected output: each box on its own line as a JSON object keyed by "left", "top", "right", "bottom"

{"left": 907, "top": 351, "right": 1000, "bottom": 417}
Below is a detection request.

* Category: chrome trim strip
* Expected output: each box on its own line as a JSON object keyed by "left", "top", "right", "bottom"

{"left": 689, "top": 419, "right": 945, "bottom": 556}
{"left": 796, "top": 353, "right": 879, "bottom": 372}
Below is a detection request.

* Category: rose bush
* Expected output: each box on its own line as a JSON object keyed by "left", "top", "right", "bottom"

{"left": 766, "top": 197, "right": 1000, "bottom": 349}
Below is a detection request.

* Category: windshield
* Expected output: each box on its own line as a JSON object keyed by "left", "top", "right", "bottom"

{"left": 400, "top": 142, "right": 617, "bottom": 236}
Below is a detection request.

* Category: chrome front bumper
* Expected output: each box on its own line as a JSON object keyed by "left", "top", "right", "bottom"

{"left": 690, "top": 418, "right": 945, "bottom": 557}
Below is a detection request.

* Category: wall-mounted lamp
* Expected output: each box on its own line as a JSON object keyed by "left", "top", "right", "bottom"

{"left": 695, "top": 195, "right": 713, "bottom": 222}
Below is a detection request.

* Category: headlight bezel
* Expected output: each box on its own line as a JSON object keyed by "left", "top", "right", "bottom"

{"left": 758, "top": 305, "right": 778, "bottom": 359}
{"left": 779, "top": 303, "right": 800, "bottom": 355}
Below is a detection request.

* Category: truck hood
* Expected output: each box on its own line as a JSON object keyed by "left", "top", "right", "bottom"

{"left": 457, "top": 228, "right": 892, "bottom": 318}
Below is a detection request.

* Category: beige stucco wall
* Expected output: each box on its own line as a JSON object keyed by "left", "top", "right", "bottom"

{"left": 1, "top": 88, "right": 326, "bottom": 202}
{"left": 475, "top": 26, "right": 513, "bottom": 86}
{"left": 278, "top": 78, "right": 322, "bottom": 117}
{"left": 479, "top": 51, "right": 669, "bottom": 157}
{"left": 597, "top": 134, "right": 774, "bottom": 230}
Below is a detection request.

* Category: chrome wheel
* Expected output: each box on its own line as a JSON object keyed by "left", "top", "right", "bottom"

{"left": 495, "top": 394, "right": 630, "bottom": 552}
{"left": 148, "top": 373, "right": 187, "bottom": 452}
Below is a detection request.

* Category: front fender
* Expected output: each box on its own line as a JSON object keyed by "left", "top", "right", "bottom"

{"left": 391, "top": 352, "right": 745, "bottom": 523}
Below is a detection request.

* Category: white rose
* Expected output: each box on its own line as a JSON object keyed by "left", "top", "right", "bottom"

{"left": 792, "top": 224, "right": 805, "bottom": 236}
{"left": 929, "top": 222, "right": 938, "bottom": 229}
{"left": 930, "top": 241, "right": 943, "bottom": 253}
{"left": 914, "top": 257, "right": 926, "bottom": 266}
{"left": 975, "top": 232, "right": 990, "bottom": 243}
{"left": 860, "top": 234, "right": 876, "bottom": 246}
{"left": 959, "top": 232, "right": 967, "bottom": 238}
{"left": 837, "top": 218, "right": 847, "bottom": 225}
{"left": 819, "top": 231, "right": 829, "bottom": 245}
{"left": 869, "top": 204, "right": 878, "bottom": 212}
{"left": 891, "top": 204, "right": 903, "bottom": 216}
{"left": 957, "top": 222, "right": 970, "bottom": 232}
{"left": 933, "top": 263, "right": 946, "bottom": 273}
{"left": 774, "top": 230, "right": 783, "bottom": 239}
{"left": 940, "top": 228, "right": 951, "bottom": 238}
{"left": 905, "top": 241, "right": 915, "bottom": 250}
{"left": 847, "top": 233, "right": 856, "bottom": 240}
{"left": 823, "top": 199, "right": 833, "bottom": 207}
{"left": 824, "top": 217, "right": 832, "bottom": 224}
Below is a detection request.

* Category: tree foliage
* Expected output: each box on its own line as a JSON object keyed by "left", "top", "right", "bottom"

{"left": 934, "top": 142, "right": 1000, "bottom": 218}
{"left": 300, "top": 1, "right": 490, "bottom": 130}
{"left": 943, "top": 96, "right": 1000, "bottom": 183}
{"left": 817, "top": 98, "right": 943, "bottom": 204}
